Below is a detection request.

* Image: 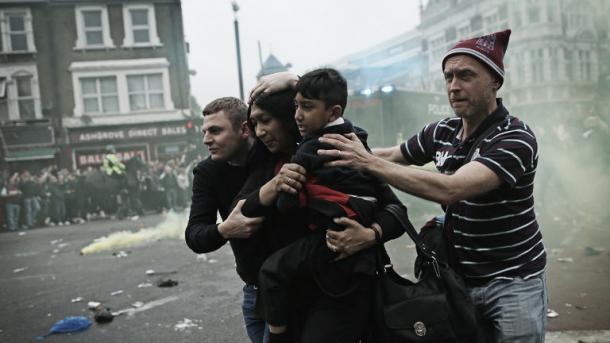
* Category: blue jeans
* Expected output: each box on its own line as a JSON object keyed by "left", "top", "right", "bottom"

{"left": 469, "top": 273, "right": 548, "bottom": 343}
{"left": 23, "top": 197, "right": 40, "bottom": 228}
{"left": 242, "top": 284, "right": 269, "bottom": 343}
{"left": 5, "top": 203, "right": 20, "bottom": 231}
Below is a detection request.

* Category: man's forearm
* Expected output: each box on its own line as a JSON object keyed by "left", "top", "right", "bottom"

{"left": 367, "top": 156, "right": 458, "bottom": 206}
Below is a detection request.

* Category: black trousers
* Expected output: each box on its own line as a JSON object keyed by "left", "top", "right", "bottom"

{"left": 259, "top": 232, "right": 374, "bottom": 343}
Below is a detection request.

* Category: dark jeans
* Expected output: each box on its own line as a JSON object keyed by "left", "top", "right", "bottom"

{"left": 242, "top": 284, "right": 269, "bottom": 343}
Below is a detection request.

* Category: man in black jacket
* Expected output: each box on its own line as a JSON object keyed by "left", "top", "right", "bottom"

{"left": 185, "top": 97, "right": 270, "bottom": 343}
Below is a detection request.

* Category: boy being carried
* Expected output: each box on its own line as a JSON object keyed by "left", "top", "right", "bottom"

{"left": 261, "top": 68, "right": 382, "bottom": 343}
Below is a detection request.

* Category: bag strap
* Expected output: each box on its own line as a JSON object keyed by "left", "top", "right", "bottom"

{"left": 444, "top": 115, "right": 507, "bottom": 267}
{"left": 383, "top": 204, "right": 436, "bottom": 261}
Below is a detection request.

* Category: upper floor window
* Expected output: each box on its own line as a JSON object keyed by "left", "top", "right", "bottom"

{"left": 80, "top": 76, "right": 119, "bottom": 114}
{"left": 0, "top": 9, "right": 36, "bottom": 53}
{"left": 122, "top": 4, "right": 161, "bottom": 47}
{"left": 127, "top": 74, "right": 164, "bottom": 111}
{"left": 70, "top": 58, "right": 174, "bottom": 116}
{"left": 75, "top": 5, "right": 114, "bottom": 49}
{"left": 0, "top": 65, "right": 42, "bottom": 121}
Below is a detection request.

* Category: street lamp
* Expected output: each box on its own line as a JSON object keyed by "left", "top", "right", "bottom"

{"left": 231, "top": 1, "right": 245, "bottom": 101}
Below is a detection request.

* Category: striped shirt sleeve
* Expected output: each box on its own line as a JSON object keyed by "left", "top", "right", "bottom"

{"left": 400, "top": 122, "right": 438, "bottom": 166}
{"left": 474, "top": 128, "right": 538, "bottom": 187}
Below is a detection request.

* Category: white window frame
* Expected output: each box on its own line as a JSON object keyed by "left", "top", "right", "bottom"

{"left": 80, "top": 76, "right": 120, "bottom": 114}
{"left": 70, "top": 58, "right": 174, "bottom": 117}
{"left": 122, "top": 4, "right": 161, "bottom": 47}
{"left": 0, "top": 8, "right": 36, "bottom": 53}
{"left": 0, "top": 64, "right": 42, "bottom": 120}
{"left": 74, "top": 5, "right": 114, "bottom": 50}
{"left": 127, "top": 73, "right": 166, "bottom": 111}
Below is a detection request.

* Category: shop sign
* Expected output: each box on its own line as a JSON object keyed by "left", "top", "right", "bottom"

{"left": 70, "top": 123, "right": 188, "bottom": 144}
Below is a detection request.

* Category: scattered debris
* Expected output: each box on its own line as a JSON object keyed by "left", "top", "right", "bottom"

{"left": 578, "top": 292, "right": 588, "bottom": 298}
{"left": 18, "top": 232, "right": 26, "bottom": 236}
{"left": 70, "top": 297, "right": 83, "bottom": 303}
{"left": 557, "top": 257, "right": 574, "bottom": 263}
{"left": 52, "top": 249, "right": 59, "bottom": 254}
{"left": 547, "top": 309, "right": 559, "bottom": 318}
{"left": 93, "top": 308, "right": 114, "bottom": 323}
{"left": 157, "top": 279, "right": 178, "bottom": 288}
{"left": 565, "top": 303, "right": 573, "bottom": 308}
{"left": 208, "top": 259, "right": 218, "bottom": 264}
{"left": 110, "top": 290, "right": 124, "bottom": 296}
{"left": 575, "top": 305, "right": 587, "bottom": 310}
{"left": 13, "top": 267, "right": 27, "bottom": 273}
{"left": 113, "top": 250, "right": 130, "bottom": 258}
{"left": 196, "top": 254, "right": 208, "bottom": 261}
{"left": 36, "top": 316, "right": 92, "bottom": 340}
{"left": 87, "top": 301, "right": 102, "bottom": 311}
{"left": 145, "top": 269, "right": 156, "bottom": 275}
{"left": 130, "top": 215, "right": 140, "bottom": 221}
{"left": 174, "top": 318, "right": 199, "bottom": 332}
{"left": 50, "top": 239, "right": 63, "bottom": 245}
{"left": 131, "top": 301, "right": 144, "bottom": 308}
{"left": 584, "top": 246, "right": 604, "bottom": 256}
{"left": 137, "top": 283, "right": 153, "bottom": 288}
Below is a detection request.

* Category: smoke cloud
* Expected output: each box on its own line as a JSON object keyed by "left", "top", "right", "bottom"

{"left": 80, "top": 211, "right": 188, "bottom": 255}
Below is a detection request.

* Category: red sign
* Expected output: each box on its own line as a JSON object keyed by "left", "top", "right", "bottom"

{"left": 74, "top": 146, "right": 148, "bottom": 169}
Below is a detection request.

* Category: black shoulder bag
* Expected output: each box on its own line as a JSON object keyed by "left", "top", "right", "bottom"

{"left": 372, "top": 121, "right": 505, "bottom": 342}
{"left": 372, "top": 204, "right": 478, "bottom": 342}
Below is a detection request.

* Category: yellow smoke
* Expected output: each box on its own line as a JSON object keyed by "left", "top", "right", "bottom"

{"left": 80, "top": 211, "right": 188, "bottom": 255}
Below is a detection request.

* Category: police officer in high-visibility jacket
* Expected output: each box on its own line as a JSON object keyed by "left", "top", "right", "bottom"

{"left": 102, "top": 145, "right": 126, "bottom": 177}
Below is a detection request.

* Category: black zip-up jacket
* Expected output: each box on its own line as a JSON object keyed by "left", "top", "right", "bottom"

{"left": 185, "top": 141, "right": 271, "bottom": 285}
{"left": 237, "top": 123, "right": 408, "bottom": 254}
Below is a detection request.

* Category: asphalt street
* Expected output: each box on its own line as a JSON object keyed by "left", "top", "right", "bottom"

{"left": 0, "top": 211, "right": 608, "bottom": 342}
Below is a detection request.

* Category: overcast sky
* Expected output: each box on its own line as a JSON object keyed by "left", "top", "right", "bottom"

{"left": 181, "top": 0, "right": 421, "bottom": 106}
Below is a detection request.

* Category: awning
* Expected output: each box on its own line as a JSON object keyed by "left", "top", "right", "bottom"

{"left": 4, "top": 147, "right": 56, "bottom": 161}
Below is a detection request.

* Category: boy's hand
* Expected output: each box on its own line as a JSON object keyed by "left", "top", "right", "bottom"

{"left": 249, "top": 72, "right": 299, "bottom": 101}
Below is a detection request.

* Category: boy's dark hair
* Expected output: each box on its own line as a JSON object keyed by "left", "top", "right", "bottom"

{"left": 202, "top": 97, "right": 247, "bottom": 130}
{"left": 295, "top": 68, "right": 348, "bottom": 113}
{"left": 248, "top": 89, "right": 300, "bottom": 143}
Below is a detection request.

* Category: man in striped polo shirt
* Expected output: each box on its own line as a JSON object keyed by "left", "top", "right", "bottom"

{"left": 319, "top": 29, "right": 547, "bottom": 342}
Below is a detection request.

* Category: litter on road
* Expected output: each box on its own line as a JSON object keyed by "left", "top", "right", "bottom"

{"left": 87, "top": 301, "right": 102, "bottom": 310}
{"left": 94, "top": 308, "right": 114, "bottom": 323}
{"left": 70, "top": 297, "right": 83, "bottom": 303}
{"left": 110, "top": 290, "right": 124, "bottom": 296}
{"left": 13, "top": 267, "right": 27, "bottom": 273}
{"left": 557, "top": 257, "right": 574, "bottom": 263}
{"left": 36, "top": 316, "right": 92, "bottom": 340}
{"left": 157, "top": 279, "right": 178, "bottom": 287}
{"left": 547, "top": 309, "right": 559, "bottom": 318}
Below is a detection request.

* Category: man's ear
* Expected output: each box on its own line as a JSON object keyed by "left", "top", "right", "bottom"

{"left": 240, "top": 121, "right": 252, "bottom": 138}
{"left": 328, "top": 105, "right": 342, "bottom": 122}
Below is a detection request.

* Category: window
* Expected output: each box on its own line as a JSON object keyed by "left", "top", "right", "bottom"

{"left": 578, "top": 50, "right": 592, "bottom": 81}
{"left": 75, "top": 5, "right": 113, "bottom": 49}
{"left": 0, "top": 78, "right": 8, "bottom": 121}
{"left": 80, "top": 77, "right": 119, "bottom": 114}
{"left": 528, "top": 6, "right": 540, "bottom": 24}
{"left": 530, "top": 49, "right": 544, "bottom": 83}
{"left": 0, "top": 9, "right": 36, "bottom": 53}
{"left": 122, "top": 4, "right": 161, "bottom": 47}
{"left": 0, "top": 65, "right": 41, "bottom": 121}
{"left": 127, "top": 74, "right": 164, "bottom": 111}
{"left": 70, "top": 58, "right": 174, "bottom": 117}
{"left": 16, "top": 75, "right": 35, "bottom": 119}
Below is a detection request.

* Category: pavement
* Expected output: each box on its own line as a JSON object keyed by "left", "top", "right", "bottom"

{"left": 0, "top": 211, "right": 608, "bottom": 342}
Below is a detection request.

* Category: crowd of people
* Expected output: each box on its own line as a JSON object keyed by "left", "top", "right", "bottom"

{"left": 0, "top": 152, "right": 201, "bottom": 232}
